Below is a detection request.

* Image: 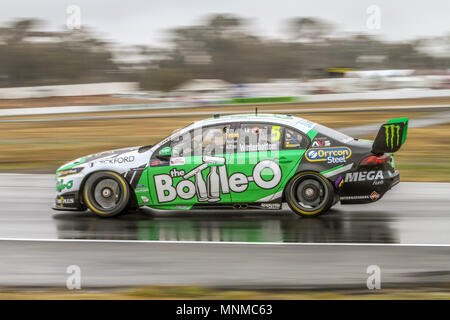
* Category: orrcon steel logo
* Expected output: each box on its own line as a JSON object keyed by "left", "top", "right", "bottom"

{"left": 305, "top": 147, "right": 352, "bottom": 164}
{"left": 385, "top": 124, "right": 400, "bottom": 149}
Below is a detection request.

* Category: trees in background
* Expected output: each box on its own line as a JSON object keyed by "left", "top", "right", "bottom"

{"left": 0, "top": 19, "right": 117, "bottom": 87}
{"left": 0, "top": 15, "right": 447, "bottom": 90}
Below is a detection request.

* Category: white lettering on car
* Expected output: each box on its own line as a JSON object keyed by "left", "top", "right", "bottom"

{"left": 345, "top": 170, "right": 384, "bottom": 182}
{"left": 153, "top": 157, "right": 282, "bottom": 203}
{"left": 99, "top": 156, "right": 136, "bottom": 165}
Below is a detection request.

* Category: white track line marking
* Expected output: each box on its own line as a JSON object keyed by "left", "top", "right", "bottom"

{"left": 0, "top": 238, "right": 449, "bottom": 247}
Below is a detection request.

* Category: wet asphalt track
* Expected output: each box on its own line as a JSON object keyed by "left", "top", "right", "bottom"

{"left": 0, "top": 174, "right": 449, "bottom": 288}
{"left": 1, "top": 174, "right": 450, "bottom": 244}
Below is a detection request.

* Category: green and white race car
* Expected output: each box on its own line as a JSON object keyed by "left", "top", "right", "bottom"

{"left": 53, "top": 113, "right": 408, "bottom": 217}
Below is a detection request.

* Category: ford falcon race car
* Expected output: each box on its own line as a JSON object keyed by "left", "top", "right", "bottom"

{"left": 53, "top": 113, "right": 408, "bottom": 217}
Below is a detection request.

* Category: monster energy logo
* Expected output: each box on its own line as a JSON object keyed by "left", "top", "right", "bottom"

{"left": 385, "top": 124, "right": 400, "bottom": 149}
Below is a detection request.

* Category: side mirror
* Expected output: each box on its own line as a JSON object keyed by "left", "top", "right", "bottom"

{"left": 158, "top": 146, "right": 172, "bottom": 158}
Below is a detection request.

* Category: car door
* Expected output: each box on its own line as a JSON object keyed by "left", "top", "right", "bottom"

{"left": 226, "top": 122, "right": 309, "bottom": 203}
{"left": 146, "top": 124, "right": 233, "bottom": 208}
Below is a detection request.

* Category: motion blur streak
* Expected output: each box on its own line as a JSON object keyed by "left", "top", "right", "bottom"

{"left": 1, "top": 239, "right": 450, "bottom": 247}
{"left": 0, "top": 239, "right": 449, "bottom": 288}
{"left": 0, "top": 3, "right": 449, "bottom": 294}
{"left": 1, "top": 174, "right": 450, "bottom": 244}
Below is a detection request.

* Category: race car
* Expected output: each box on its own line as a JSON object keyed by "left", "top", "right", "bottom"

{"left": 53, "top": 113, "right": 408, "bottom": 217}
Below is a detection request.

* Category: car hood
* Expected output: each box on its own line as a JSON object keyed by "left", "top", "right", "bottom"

{"left": 57, "top": 146, "right": 143, "bottom": 172}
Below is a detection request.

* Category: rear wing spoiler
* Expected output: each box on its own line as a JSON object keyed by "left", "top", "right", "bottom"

{"left": 372, "top": 117, "right": 408, "bottom": 154}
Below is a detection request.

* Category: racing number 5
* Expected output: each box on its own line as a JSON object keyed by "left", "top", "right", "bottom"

{"left": 271, "top": 126, "right": 281, "bottom": 142}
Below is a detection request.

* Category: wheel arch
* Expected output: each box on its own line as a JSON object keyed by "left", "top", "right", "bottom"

{"left": 79, "top": 169, "right": 138, "bottom": 209}
{"left": 282, "top": 170, "right": 335, "bottom": 217}
{"left": 282, "top": 169, "right": 326, "bottom": 202}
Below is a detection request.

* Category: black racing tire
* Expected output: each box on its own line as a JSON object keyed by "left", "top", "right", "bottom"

{"left": 332, "top": 194, "right": 339, "bottom": 207}
{"left": 285, "top": 171, "right": 334, "bottom": 218}
{"left": 83, "top": 171, "right": 130, "bottom": 218}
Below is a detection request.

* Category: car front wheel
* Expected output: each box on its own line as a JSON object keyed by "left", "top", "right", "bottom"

{"left": 285, "top": 171, "right": 334, "bottom": 217}
{"left": 83, "top": 171, "right": 130, "bottom": 217}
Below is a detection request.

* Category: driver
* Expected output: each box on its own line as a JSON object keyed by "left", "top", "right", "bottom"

{"left": 201, "top": 127, "right": 227, "bottom": 156}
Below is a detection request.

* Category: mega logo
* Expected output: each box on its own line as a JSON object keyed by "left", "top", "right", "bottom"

{"left": 345, "top": 170, "right": 384, "bottom": 182}
{"left": 305, "top": 147, "right": 351, "bottom": 164}
{"left": 385, "top": 124, "right": 401, "bottom": 149}
{"left": 153, "top": 157, "right": 282, "bottom": 203}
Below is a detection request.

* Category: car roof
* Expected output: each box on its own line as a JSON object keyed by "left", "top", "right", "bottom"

{"left": 189, "top": 113, "right": 318, "bottom": 134}
{"left": 151, "top": 113, "right": 323, "bottom": 151}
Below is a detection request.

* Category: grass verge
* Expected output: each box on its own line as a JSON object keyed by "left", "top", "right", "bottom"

{"left": 0, "top": 107, "right": 449, "bottom": 181}
{"left": 1, "top": 285, "right": 450, "bottom": 300}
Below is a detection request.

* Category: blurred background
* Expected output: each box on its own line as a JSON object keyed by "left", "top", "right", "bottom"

{"left": 0, "top": 0, "right": 449, "bottom": 180}
{"left": 1, "top": 0, "right": 450, "bottom": 300}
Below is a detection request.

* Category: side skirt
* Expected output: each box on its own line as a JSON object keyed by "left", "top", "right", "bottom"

{"left": 192, "top": 202, "right": 282, "bottom": 210}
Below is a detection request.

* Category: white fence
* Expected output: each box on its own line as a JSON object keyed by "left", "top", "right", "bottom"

{"left": 304, "top": 88, "right": 450, "bottom": 103}
{"left": 0, "top": 82, "right": 139, "bottom": 99}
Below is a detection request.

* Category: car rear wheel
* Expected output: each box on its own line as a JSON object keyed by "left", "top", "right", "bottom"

{"left": 83, "top": 171, "right": 130, "bottom": 217}
{"left": 285, "top": 171, "right": 334, "bottom": 217}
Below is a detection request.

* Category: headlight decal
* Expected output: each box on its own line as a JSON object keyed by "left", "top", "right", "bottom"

{"left": 57, "top": 167, "right": 84, "bottom": 177}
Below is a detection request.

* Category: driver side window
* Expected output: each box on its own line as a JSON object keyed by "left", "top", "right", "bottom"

{"left": 171, "top": 124, "right": 231, "bottom": 158}
{"left": 284, "top": 128, "right": 309, "bottom": 149}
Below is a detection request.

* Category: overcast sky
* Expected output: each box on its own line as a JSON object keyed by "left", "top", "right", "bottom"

{"left": 1, "top": 0, "right": 449, "bottom": 45}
